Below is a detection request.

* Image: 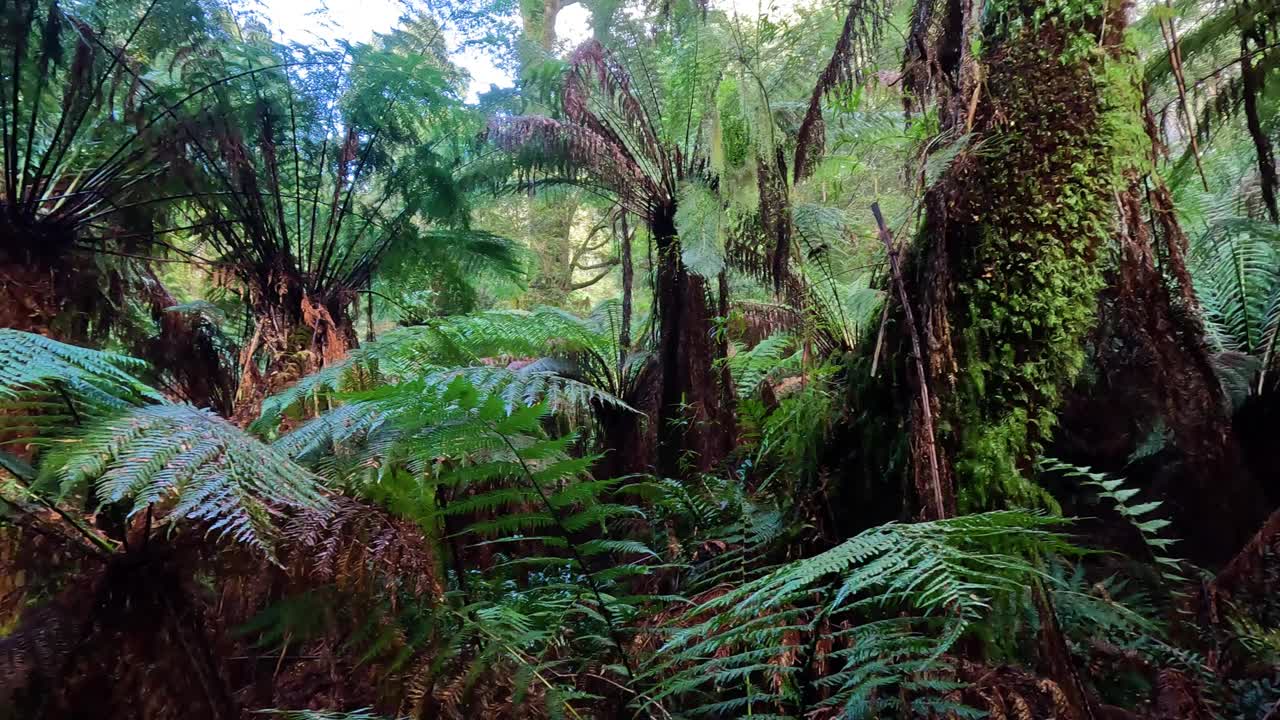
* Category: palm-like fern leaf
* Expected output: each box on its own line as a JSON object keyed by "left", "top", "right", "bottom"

{"left": 1190, "top": 217, "right": 1280, "bottom": 356}
{"left": 0, "top": 329, "right": 161, "bottom": 412}
{"left": 0, "top": 330, "right": 162, "bottom": 446}
{"left": 257, "top": 302, "right": 639, "bottom": 431}
{"left": 47, "top": 404, "right": 327, "bottom": 552}
{"left": 728, "top": 332, "right": 800, "bottom": 398}
{"left": 640, "top": 511, "right": 1072, "bottom": 719}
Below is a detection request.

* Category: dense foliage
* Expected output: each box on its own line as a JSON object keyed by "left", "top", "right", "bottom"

{"left": 5, "top": 0, "right": 1280, "bottom": 718}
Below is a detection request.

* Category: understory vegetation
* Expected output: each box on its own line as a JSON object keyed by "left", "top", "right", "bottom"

{"left": 5, "top": 0, "right": 1280, "bottom": 717}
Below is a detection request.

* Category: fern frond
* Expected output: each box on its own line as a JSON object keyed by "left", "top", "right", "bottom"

{"left": 0, "top": 329, "right": 161, "bottom": 417}
{"left": 255, "top": 710, "right": 392, "bottom": 720}
{"left": 641, "top": 511, "right": 1070, "bottom": 719}
{"left": 1040, "top": 459, "right": 1188, "bottom": 588}
{"left": 1190, "top": 217, "right": 1280, "bottom": 356}
{"left": 257, "top": 302, "right": 636, "bottom": 432}
{"left": 728, "top": 332, "right": 800, "bottom": 398}
{"left": 47, "top": 404, "right": 327, "bottom": 553}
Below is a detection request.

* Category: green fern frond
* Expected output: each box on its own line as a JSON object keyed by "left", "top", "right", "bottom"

{"left": 165, "top": 300, "right": 228, "bottom": 324}
{"left": 46, "top": 404, "right": 328, "bottom": 553}
{"left": 256, "top": 302, "right": 637, "bottom": 432}
{"left": 728, "top": 332, "right": 800, "bottom": 398}
{"left": 255, "top": 710, "right": 393, "bottom": 720}
{"left": 0, "top": 329, "right": 161, "bottom": 418}
{"left": 1040, "top": 458, "right": 1188, "bottom": 587}
{"left": 1190, "top": 218, "right": 1280, "bottom": 356}
{"left": 641, "top": 511, "right": 1071, "bottom": 719}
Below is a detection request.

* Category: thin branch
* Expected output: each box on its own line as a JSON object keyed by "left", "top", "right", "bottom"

{"left": 872, "top": 202, "right": 946, "bottom": 520}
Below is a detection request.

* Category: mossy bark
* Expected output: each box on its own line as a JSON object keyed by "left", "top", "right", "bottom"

{"left": 906, "top": 1, "right": 1122, "bottom": 512}
{"left": 906, "top": 0, "right": 1267, "bottom": 561}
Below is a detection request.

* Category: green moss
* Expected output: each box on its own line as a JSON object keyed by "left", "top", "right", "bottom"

{"left": 945, "top": 5, "right": 1139, "bottom": 511}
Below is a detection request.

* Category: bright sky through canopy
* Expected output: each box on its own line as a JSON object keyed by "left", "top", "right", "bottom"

{"left": 238, "top": 0, "right": 526, "bottom": 101}
{"left": 237, "top": 0, "right": 799, "bottom": 102}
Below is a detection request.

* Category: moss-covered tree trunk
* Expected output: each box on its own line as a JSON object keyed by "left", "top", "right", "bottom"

{"left": 902, "top": 0, "right": 1132, "bottom": 513}
{"left": 905, "top": 0, "right": 1267, "bottom": 561}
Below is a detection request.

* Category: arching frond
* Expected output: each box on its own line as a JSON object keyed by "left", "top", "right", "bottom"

{"left": 0, "top": 330, "right": 162, "bottom": 444}
{"left": 0, "top": 329, "right": 161, "bottom": 412}
{"left": 484, "top": 114, "right": 660, "bottom": 220}
{"left": 728, "top": 332, "right": 800, "bottom": 398}
{"left": 272, "top": 363, "right": 636, "bottom": 483}
{"left": 46, "top": 404, "right": 328, "bottom": 553}
{"left": 257, "top": 302, "right": 638, "bottom": 431}
{"left": 1190, "top": 217, "right": 1280, "bottom": 357}
{"left": 794, "top": 0, "right": 892, "bottom": 181}
{"left": 640, "top": 511, "right": 1073, "bottom": 718}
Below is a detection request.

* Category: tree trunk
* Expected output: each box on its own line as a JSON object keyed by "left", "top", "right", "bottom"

{"left": 619, "top": 213, "right": 633, "bottom": 359}
{"left": 526, "top": 195, "right": 580, "bottom": 306}
{"left": 652, "top": 208, "right": 734, "bottom": 478}
{"left": 0, "top": 249, "right": 110, "bottom": 343}
{"left": 234, "top": 281, "right": 356, "bottom": 424}
{"left": 1093, "top": 174, "right": 1268, "bottom": 563}
{"left": 1241, "top": 25, "right": 1280, "bottom": 223}
{"left": 902, "top": 0, "right": 1121, "bottom": 512}
{"left": 135, "top": 267, "right": 236, "bottom": 414}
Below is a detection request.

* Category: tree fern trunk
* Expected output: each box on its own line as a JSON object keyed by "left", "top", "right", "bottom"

{"left": 1241, "top": 26, "right": 1280, "bottom": 224}
{"left": 234, "top": 283, "right": 356, "bottom": 424}
{"left": 1091, "top": 175, "right": 1268, "bottom": 563}
{"left": 652, "top": 208, "right": 734, "bottom": 478}
{"left": 136, "top": 266, "right": 236, "bottom": 414}
{"left": 0, "top": 243, "right": 106, "bottom": 343}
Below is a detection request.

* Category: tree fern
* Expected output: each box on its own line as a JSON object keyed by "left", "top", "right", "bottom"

{"left": 295, "top": 377, "right": 663, "bottom": 714}
{"left": 256, "top": 302, "right": 640, "bottom": 433}
{"left": 728, "top": 332, "right": 801, "bottom": 399}
{"left": 1189, "top": 218, "right": 1280, "bottom": 359}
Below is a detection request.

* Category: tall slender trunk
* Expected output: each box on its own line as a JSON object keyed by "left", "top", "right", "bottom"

{"left": 652, "top": 208, "right": 733, "bottom": 478}
{"left": 619, "top": 213, "right": 633, "bottom": 361}
{"left": 1240, "top": 29, "right": 1279, "bottom": 223}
